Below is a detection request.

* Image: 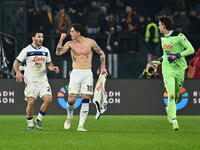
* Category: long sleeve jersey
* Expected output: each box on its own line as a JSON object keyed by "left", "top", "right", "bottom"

{"left": 152, "top": 30, "right": 194, "bottom": 77}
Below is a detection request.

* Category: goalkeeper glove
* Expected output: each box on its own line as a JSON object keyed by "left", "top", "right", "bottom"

{"left": 167, "top": 53, "right": 181, "bottom": 63}
{"left": 150, "top": 57, "right": 163, "bottom": 68}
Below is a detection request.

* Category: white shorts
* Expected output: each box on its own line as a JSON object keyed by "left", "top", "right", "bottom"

{"left": 68, "top": 69, "right": 93, "bottom": 95}
{"left": 24, "top": 81, "right": 52, "bottom": 101}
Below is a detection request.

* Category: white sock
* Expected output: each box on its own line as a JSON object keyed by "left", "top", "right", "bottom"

{"left": 67, "top": 102, "right": 74, "bottom": 120}
{"left": 78, "top": 100, "right": 89, "bottom": 127}
{"left": 36, "top": 110, "right": 46, "bottom": 121}
{"left": 27, "top": 117, "right": 33, "bottom": 127}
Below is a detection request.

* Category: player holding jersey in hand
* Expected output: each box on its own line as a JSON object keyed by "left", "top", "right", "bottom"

{"left": 147, "top": 16, "right": 194, "bottom": 131}
{"left": 56, "top": 24, "right": 106, "bottom": 131}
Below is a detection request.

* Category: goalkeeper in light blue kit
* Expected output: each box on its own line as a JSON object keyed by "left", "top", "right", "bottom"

{"left": 147, "top": 16, "right": 194, "bottom": 131}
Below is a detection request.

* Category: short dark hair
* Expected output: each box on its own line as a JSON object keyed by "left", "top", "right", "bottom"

{"left": 32, "top": 31, "right": 43, "bottom": 37}
{"left": 72, "top": 24, "right": 85, "bottom": 36}
{"left": 158, "top": 16, "right": 174, "bottom": 30}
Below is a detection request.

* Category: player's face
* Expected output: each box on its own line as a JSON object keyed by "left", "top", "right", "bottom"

{"left": 70, "top": 27, "right": 80, "bottom": 40}
{"left": 33, "top": 33, "right": 44, "bottom": 47}
{"left": 158, "top": 21, "right": 165, "bottom": 34}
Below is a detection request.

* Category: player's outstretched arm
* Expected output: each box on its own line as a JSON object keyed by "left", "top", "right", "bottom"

{"left": 46, "top": 62, "right": 59, "bottom": 74}
{"left": 56, "top": 33, "right": 70, "bottom": 56}
{"left": 92, "top": 40, "right": 107, "bottom": 74}
{"left": 13, "top": 60, "right": 24, "bottom": 83}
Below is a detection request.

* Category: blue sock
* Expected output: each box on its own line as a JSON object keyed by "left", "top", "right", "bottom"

{"left": 40, "top": 110, "right": 46, "bottom": 116}
{"left": 27, "top": 117, "right": 33, "bottom": 127}
{"left": 27, "top": 117, "right": 33, "bottom": 120}
{"left": 36, "top": 110, "right": 46, "bottom": 121}
{"left": 82, "top": 99, "right": 89, "bottom": 103}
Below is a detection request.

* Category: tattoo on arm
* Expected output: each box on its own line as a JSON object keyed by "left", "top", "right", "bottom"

{"left": 56, "top": 37, "right": 65, "bottom": 51}
{"left": 100, "top": 56, "right": 105, "bottom": 65}
{"left": 73, "top": 55, "right": 76, "bottom": 62}
{"left": 96, "top": 48, "right": 102, "bottom": 55}
{"left": 69, "top": 94, "right": 77, "bottom": 99}
{"left": 56, "top": 47, "right": 62, "bottom": 51}
{"left": 93, "top": 40, "right": 105, "bottom": 65}
{"left": 93, "top": 41, "right": 102, "bottom": 54}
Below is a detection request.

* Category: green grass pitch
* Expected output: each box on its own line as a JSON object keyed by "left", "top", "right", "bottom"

{"left": 0, "top": 115, "right": 200, "bottom": 150}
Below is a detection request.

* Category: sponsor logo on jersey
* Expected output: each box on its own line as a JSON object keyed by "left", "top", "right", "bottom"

{"left": 163, "top": 43, "right": 173, "bottom": 50}
{"left": 97, "top": 82, "right": 102, "bottom": 91}
{"left": 32, "top": 56, "right": 45, "bottom": 62}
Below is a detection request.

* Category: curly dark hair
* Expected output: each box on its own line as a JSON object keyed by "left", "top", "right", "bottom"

{"left": 72, "top": 24, "right": 86, "bottom": 36}
{"left": 158, "top": 16, "right": 174, "bottom": 30}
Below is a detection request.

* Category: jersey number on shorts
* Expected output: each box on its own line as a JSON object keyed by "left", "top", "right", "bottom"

{"left": 87, "top": 85, "right": 93, "bottom": 92}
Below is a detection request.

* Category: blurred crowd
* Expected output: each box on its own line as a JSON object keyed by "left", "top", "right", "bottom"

{"left": 26, "top": 0, "right": 200, "bottom": 55}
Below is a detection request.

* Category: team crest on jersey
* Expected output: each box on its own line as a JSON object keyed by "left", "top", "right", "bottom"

{"left": 165, "top": 79, "right": 168, "bottom": 84}
{"left": 184, "top": 38, "right": 187, "bottom": 42}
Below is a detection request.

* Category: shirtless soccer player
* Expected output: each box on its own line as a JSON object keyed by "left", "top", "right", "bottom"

{"left": 56, "top": 24, "right": 107, "bottom": 131}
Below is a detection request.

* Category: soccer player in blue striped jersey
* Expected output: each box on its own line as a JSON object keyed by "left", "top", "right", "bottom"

{"left": 13, "top": 31, "right": 59, "bottom": 130}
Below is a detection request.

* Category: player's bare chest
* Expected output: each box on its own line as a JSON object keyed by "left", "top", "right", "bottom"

{"left": 70, "top": 43, "right": 92, "bottom": 55}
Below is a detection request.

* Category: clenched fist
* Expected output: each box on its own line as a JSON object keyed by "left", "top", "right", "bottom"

{"left": 60, "top": 33, "right": 67, "bottom": 40}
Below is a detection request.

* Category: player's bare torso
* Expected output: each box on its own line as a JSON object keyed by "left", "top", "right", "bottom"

{"left": 68, "top": 37, "right": 93, "bottom": 69}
